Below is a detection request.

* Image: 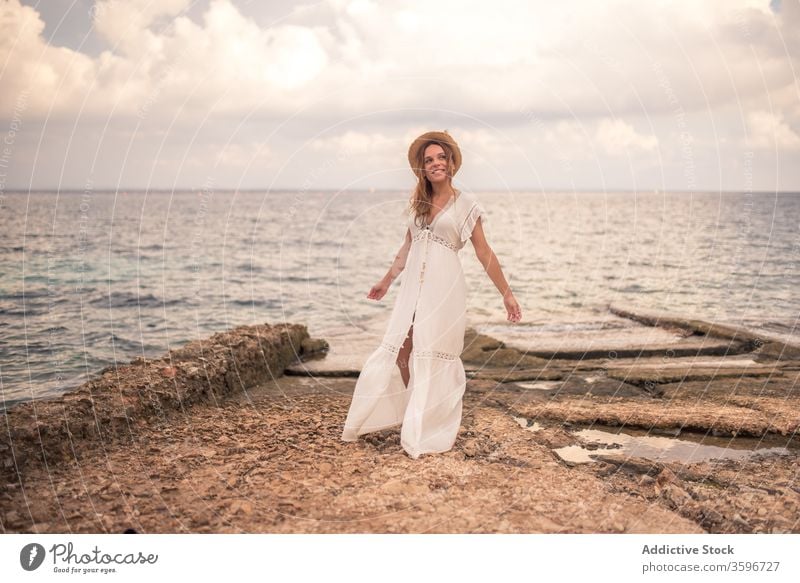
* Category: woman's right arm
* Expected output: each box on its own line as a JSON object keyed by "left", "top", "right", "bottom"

{"left": 383, "top": 228, "right": 412, "bottom": 284}
{"left": 367, "top": 229, "right": 412, "bottom": 300}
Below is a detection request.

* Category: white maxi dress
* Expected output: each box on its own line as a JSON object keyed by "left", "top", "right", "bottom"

{"left": 341, "top": 189, "right": 488, "bottom": 458}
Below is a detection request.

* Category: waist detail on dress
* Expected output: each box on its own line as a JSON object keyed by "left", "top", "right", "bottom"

{"left": 412, "top": 228, "right": 458, "bottom": 252}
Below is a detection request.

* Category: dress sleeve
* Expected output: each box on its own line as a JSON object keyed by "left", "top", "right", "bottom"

{"left": 459, "top": 200, "right": 488, "bottom": 244}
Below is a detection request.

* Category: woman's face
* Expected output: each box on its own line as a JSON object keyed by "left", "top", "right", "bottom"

{"left": 423, "top": 143, "right": 450, "bottom": 185}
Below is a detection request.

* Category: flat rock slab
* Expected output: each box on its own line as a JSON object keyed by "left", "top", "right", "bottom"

{"left": 476, "top": 320, "right": 747, "bottom": 360}
{"left": 608, "top": 354, "right": 763, "bottom": 367}
{"left": 469, "top": 367, "right": 568, "bottom": 382}
{"left": 512, "top": 373, "right": 800, "bottom": 437}
{"left": 286, "top": 328, "right": 378, "bottom": 377}
{"left": 512, "top": 375, "right": 649, "bottom": 399}
{"left": 660, "top": 374, "right": 800, "bottom": 400}
{"left": 287, "top": 312, "right": 764, "bottom": 378}
{"left": 607, "top": 362, "right": 783, "bottom": 385}
{"left": 610, "top": 304, "right": 800, "bottom": 361}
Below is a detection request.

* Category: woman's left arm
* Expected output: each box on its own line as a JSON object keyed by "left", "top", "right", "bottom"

{"left": 470, "top": 218, "right": 522, "bottom": 323}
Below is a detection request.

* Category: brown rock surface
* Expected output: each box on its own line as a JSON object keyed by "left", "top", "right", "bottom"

{"left": 0, "top": 323, "right": 313, "bottom": 477}
{"left": 2, "top": 308, "right": 798, "bottom": 534}
{"left": 1, "top": 376, "right": 703, "bottom": 534}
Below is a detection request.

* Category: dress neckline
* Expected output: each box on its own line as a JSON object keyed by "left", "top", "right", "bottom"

{"left": 424, "top": 188, "right": 460, "bottom": 229}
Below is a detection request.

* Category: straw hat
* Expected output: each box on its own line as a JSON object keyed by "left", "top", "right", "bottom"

{"left": 407, "top": 130, "right": 462, "bottom": 177}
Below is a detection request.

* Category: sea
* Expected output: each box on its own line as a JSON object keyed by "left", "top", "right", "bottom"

{"left": 1, "top": 189, "right": 798, "bottom": 410}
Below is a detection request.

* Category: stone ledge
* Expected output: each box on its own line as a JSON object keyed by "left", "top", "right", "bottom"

{"left": 1, "top": 322, "right": 315, "bottom": 478}
{"left": 609, "top": 303, "right": 800, "bottom": 360}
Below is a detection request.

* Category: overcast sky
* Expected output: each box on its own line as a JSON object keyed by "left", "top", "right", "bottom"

{"left": 1, "top": 0, "right": 798, "bottom": 192}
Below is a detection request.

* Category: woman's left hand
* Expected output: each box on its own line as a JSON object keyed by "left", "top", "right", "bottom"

{"left": 503, "top": 292, "right": 522, "bottom": 323}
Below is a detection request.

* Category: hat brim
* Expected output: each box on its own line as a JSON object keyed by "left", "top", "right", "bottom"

{"left": 408, "top": 131, "right": 462, "bottom": 177}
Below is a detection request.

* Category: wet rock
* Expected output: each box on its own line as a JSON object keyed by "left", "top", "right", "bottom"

{"left": 755, "top": 342, "right": 800, "bottom": 361}
{"left": 593, "top": 454, "right": 664, "bottom": 477}
{"left": 463, "top": 329, "right": 505, "bottom": 352}
{"left": 462, "top": 329, "right": 548, "bottom": 368}
{"left": 300, "top": 338, "right": 330, "bottom": 358}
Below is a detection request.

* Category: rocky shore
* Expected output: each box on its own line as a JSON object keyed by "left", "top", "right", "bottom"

{"left": 1, "top": 306, "right": 798, "bottom": 534}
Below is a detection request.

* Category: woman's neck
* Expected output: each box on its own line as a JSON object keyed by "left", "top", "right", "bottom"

{"left": 430, "top": 182, "right": 456, "bottom": 199}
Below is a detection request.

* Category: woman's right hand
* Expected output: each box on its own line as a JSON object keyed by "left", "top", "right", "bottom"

{"left": 504, "top": 291, "right": 522, "bottom": 323}
{"left": 367, "top": 278, "right": 390, "bottom": 301}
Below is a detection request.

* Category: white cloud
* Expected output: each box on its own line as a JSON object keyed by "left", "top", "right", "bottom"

{"left": 544, "top": 120, "right": 591, "bottom": 149}
{"left": 747, "top": 110, "right": 800, "bottom": 149}
{"left": 1, "top": 0, "right": 798, "bottom": 190}
{"left": 0, "top": 0, "right": 330, "bottom": 119}
{"left": 595, "top": 118, "right": 658, "bottom": 155}
{"left": 217, "top": 141, "right": 272, "bottom": 168}
{"left": 310, "top": 130, "right": 394, "bottom": 155}
{"left": 92, "top": 0, "right": 191, "bottom": 54}
{"left": 2, "top": 0, "right": 797, "bottom": 122}
{"left": 0, "top": 1, "right": 96, "bottom": 116}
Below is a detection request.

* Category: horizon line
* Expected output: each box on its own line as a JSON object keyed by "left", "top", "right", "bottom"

{"left": 4, "top": 187, "right": 799, "bottom": 195}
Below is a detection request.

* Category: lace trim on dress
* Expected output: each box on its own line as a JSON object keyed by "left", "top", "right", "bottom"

{"left": 412, "top": 229, "right": 459, "bottom": 252}
{"left": 380, "top": 342, "right": 400, "bottom": 356}
{"left": 379, "top": 343, "right": 458, "bottom": 361}
{"left": 413, "top": 349, "right": 459, "bottom": 361}
{"left": 459, "top": 202, "right": 488, "bottom": 244}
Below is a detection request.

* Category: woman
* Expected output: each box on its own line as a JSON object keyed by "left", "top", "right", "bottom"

{"left": 341, "top": 130, "right": 522, "bottom": 459}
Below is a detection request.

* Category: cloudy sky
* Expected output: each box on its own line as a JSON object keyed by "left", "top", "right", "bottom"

{"left": 1, "top": 0, "right": 798, "bottom": 192}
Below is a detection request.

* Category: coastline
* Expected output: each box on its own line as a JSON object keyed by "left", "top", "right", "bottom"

{"left": 1, "top": 306, "right": 799, "bottom": 534}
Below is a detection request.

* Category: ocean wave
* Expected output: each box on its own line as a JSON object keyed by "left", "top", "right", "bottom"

{"left": 88, "top": 291, "right": 185, "bottom": 308}
{"left": 235, "top": 263, "right": 263, "bottom": 273}
{"left": 611, "top": 284, "right": 662, "bottom": 294}
{"left": 228, "top": 298, "right": 281, "bottom": 308}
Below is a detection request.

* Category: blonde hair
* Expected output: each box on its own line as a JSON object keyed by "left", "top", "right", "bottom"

{"left": 408, "top": 139, "right": 458, "bottom": 228}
